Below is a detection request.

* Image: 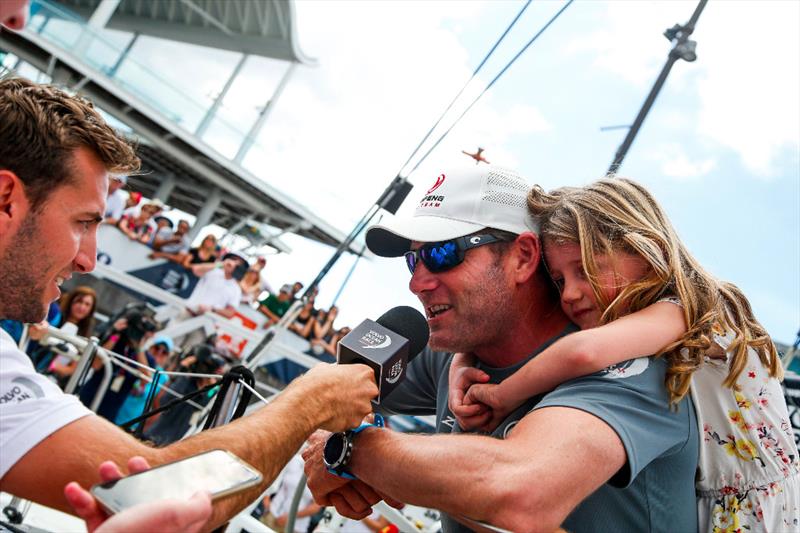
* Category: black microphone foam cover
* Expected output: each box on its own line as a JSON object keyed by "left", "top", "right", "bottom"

{"left": 375, "top": 306, "right": 429, "bottom": 360}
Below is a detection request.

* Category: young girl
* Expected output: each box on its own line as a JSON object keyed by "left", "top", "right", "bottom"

{"left": 449, "top": 177, "right": 799, "bottom": 532}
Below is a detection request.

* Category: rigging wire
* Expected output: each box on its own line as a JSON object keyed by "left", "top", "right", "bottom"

{"left": 406, "top": 0, "right": 574, "bottom": 176}
{"left": 396, "top": 0, "right": 533, "bottom": 178}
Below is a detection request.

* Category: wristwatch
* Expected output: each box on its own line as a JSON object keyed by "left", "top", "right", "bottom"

{"left": 323, "top": 414, "right": 384, "bottom": 480}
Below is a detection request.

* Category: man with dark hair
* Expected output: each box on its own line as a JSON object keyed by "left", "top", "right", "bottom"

{"left": 302, "top": 166, "right": 699, "bottom": 532}
{"left": 0, "top": 77, "right": 379, "bottom": 529}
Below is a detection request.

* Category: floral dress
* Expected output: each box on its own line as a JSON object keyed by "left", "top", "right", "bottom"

{"left": 691, "top": 327, "right": 799, "bottom": 532}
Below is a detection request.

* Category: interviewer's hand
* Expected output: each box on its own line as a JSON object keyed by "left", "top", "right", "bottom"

{"left": 447, "top": 353, "right": 492, "bottom": 431}
{"left": 298, "top": 363, "right": 378, "bottom": 433}
{"left": 63, "top": 457, "right": 212, "bottom": 533}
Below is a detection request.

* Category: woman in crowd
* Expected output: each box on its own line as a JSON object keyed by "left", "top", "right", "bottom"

{"left": 28, "top": 286, "right": 98, "bottom": 387}
{"left": 118, "top": 202, "right": 158, "bottom": 242}
{"left": 182, "top": 233, "right": 218, "bottom": 275}
{"left": 239, "top": 268, "right": 263, "bottom": 304}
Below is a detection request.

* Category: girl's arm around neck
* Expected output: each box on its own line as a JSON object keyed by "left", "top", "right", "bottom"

{"left": 497, "top": 301, "right": 688, "bottom": 407}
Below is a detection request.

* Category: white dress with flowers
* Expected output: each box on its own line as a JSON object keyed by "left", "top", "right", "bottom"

{"left": 691, "top": 327, "right": 799, "bottom": 532}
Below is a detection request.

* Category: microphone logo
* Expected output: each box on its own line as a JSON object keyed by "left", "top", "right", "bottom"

{"left": 359, "top": 330, "right": 392, "bottom": 350}
{"left": 384, "top": 360, "right": 404, "bottom": 384}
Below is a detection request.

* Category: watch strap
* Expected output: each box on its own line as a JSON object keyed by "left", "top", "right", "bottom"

{"left": 326, "top": 414, "right": 385, "bottom": 479}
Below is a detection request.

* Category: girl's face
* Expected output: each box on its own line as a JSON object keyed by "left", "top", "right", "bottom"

{"left": 69, "top": 294, "right": 94, "bottom": 322}
{"left": 544, "top": 241, "right": 649, "bottom": 330}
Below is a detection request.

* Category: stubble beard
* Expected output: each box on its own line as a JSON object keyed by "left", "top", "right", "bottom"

{"left": 0, "top": 213, "right": 54, "bottom": 323}
{"left": 429, "top": 258, "right": 512, "bottom": 355}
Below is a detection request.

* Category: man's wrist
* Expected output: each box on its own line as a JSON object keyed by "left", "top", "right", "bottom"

{"left": 282, "top": 376, "right": 330, "bottom": 431}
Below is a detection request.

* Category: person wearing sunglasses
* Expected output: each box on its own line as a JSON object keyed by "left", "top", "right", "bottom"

{"left": 302, "top": 165, "right": 698, "bottom": 533}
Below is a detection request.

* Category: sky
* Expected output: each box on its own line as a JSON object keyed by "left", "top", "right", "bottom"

{"left": 11, "top": 0, "right": 799, "bottom": 343}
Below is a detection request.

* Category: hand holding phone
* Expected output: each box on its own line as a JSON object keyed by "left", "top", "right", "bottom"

{"left": 89, "top": 450, "right": 262, "bottom": 515}
{"left": 65, "top": 456, "right": 213, "bottom": 533}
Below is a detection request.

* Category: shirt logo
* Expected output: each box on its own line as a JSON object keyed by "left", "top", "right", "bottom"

{"left": 0, "top": 377, "right": 45, "bottom": 404}
{"left": 599, "top": 357, "right": 649, "bottom": 379}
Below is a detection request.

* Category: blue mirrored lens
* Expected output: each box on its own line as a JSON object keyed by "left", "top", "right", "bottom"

{"left": 421, "top": 241, "right": 458, "bottom": 271}
{"left": 404, "top": 251, "right": 417, "bottom": 274}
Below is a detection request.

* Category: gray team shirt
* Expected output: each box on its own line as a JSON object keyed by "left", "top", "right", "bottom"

{"left": 380, "top": 325, "right": 698, "bottom": 533}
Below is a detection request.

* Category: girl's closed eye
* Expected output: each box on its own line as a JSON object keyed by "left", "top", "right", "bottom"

{"left": 551, "top": 277, "right": 565, "bottom": 292}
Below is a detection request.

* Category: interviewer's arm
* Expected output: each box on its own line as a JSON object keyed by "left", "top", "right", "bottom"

{"left": 1, "top": 363, "right": 377, "bottom": 530}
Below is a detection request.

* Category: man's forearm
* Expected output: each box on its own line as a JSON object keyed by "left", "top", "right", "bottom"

{"left": 158, "top": 382, "right": 329, "bottom": 528}
{"left": 347, "top": 430, "right": 516, "bottom": 524}
{"left": 4, "top": 376, "right": 324, "bottom": 527}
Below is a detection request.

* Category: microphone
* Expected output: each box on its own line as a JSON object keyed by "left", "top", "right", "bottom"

{"left": 337, "top": 306, "right": 429, "bottom": 404}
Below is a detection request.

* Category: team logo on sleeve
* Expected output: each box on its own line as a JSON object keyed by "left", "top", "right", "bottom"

{"left": 0, "top": 377, "right": 45, "bottom": 404}
{"left": 599, "top": 357, "right": 649, "bottom": 379}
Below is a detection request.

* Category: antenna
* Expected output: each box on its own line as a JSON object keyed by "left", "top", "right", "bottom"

{"left": 607, "top": 0, "right": 708, "bottom": 175}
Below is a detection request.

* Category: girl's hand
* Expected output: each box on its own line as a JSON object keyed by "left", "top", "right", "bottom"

{"left": 464, "top": 383, "right": 516, "bottom": 433}
{"left": 447, "top": 353, "right": 491, "bottom": 431}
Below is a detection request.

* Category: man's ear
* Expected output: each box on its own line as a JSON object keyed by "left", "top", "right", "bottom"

{"left": 510, "top": 232, "right": 542, "bottom": 284}
{"left": 0, "top": 170, "right": 26, "bottom": 233}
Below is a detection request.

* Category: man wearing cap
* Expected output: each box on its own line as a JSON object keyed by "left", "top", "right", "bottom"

{"left": 102, "top": 175, "right": 127, "bottom": 225}
{"left": 302, "top": 166, "right": 698, "bottom": 532}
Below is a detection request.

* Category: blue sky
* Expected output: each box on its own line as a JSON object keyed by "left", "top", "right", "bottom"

{"left": 268, "top": 0, "right": 798, "bottom": 343}
{"left": 14, "top": 0, "right": 797, "bottom": 343}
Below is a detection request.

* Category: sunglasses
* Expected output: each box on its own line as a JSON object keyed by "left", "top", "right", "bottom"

{"left": 404, "top": 234, "right": 510, "bottom": 274}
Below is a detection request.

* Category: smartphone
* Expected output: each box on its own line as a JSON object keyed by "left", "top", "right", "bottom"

{"left": 90, "top": 449, "right": 263, "bottom": 514}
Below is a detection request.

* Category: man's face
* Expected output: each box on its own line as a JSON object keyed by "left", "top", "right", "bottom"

{"left": 0, "top": 148, "right": 107, "bottom": 322}
{"left": 0, "top": 0, "right": 29, "bottom": 30}
{"left": 177, "top": 221, "right": 190, "bottom": 235}
{"left": 222, "top": 257, "right": 243, "bottom": 278}
{"left": 409, "top": 240, "right": 514, "bottom": 355}
{"left": 108, "top": 178, "right": 124, "bottom": 195}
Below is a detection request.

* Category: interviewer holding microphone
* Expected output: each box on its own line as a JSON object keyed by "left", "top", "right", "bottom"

{"left": 0, "top": 39, "right": 378, "bottom": 533}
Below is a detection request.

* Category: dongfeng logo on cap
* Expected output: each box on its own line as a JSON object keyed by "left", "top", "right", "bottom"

{"left": 426, "top": 173, "right": 446, "bottom": 194}
{"left": 385, "top": 360, "right": 404, "bottom": 384}
{"left": 359, "top": 330, "right": 392, "bottom": 350}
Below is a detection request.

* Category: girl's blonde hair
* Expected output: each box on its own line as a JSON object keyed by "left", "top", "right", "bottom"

{"left": 528, "top": 177, "right": 781, "bottom": 403}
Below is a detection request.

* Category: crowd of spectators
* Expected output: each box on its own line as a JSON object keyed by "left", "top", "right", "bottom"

{"left": 0, "top": 182, "right": 357, "bottom": 449}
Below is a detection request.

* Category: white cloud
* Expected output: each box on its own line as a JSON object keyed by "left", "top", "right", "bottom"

{"left": 563, "top": 0, "right": 800, "bottom": 178}
{"left": 213, "top": 1, "right": 554, "bottom": 229}
{"left": 565, "top": 1, "right": 694, "bottom": 87}
{"left": 647, "top": 143, "right": 716, "bottom": 179}
{"left": 694, "top": 0, "right": 800, "bottom": 176}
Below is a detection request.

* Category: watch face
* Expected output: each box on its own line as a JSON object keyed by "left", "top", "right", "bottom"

{"left": 323, "top": 433, "right": 347, "bottom": 468}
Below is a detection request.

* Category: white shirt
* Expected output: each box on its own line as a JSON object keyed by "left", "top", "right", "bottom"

{"left": 0, "top": 329, "right": 92, "bottom": 478}
{"left": 187, "top": 268, "right": 242, "bottom": 312}
{"left": 104, "top": 189, "right": 127, "bottom": 220}
{"left": 269, "top": 455, "right": 315, "bottom": 532}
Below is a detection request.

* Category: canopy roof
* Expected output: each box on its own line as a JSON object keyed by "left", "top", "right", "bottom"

{"left": 54, "top": 0, "right": 314, "bottom": 63}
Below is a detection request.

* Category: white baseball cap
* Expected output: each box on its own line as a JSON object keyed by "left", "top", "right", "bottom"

{"left": 366, "top": 165, "right": 538, "bottom": 257}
